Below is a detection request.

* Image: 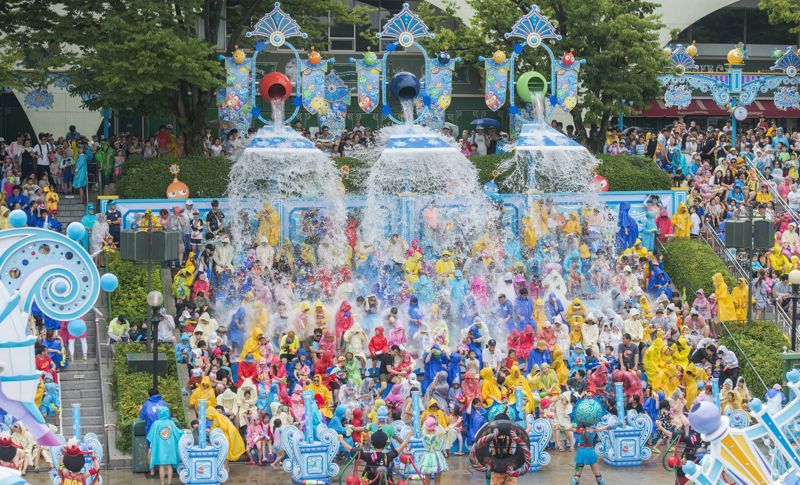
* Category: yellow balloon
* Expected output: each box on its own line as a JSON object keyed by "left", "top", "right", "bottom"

{"left": 727, "top": 48, "right": 743, "bottom": 65}
{"left": 686, "top": 43, "right": 698, "bottom": 57}
{"left": 492, "top": 50, "right": 507, "bottom": 64}
{"left": 662, "top": 47, "right": 672, "bottom": 57}
{"left": 232, "top": 49, "right": 246, "bottom": 64}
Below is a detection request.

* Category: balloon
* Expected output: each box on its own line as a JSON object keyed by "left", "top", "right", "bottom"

{"left": 561, "top": 51, "right": 575, "bottom": 66}
{"left": 363, "top": 51, "right": 378, "bottom": 66}
{"left": 308, "top": 50, "right": 321, "bottom": 65}
{"left": 437, "top": 51, "right": 451, "bottom": 66}
{"left": 67, "top": 319, "right": 87, "bottom": 338}
{"left": 492, "top": 50, "right": 506, "bottom": 64}
{"left": 727, "top": 48, "right": 743, "bottom": 65}
{"left": 9, "top": 210, "right": 27, "bottom": 228}
{"left": 232, "top": 49, "right": 246, "bottom": 64}
{"left": 662, "top": 47, "right": 672, "bottom": 57}
{"left": 101, "top": 273, "right": 119, "bottom": 292}
{"left": 66, "top": 222, "right": 86, "bottom": 241}
{"left": 686, "top": 43, "right": 698, "bottom": 57}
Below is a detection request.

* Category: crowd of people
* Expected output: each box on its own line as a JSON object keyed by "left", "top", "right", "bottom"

{"left": 113, "top": 169, "right": 768, "bottom": 485}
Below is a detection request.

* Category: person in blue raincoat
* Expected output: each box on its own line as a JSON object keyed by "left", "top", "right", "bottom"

{"left": 447, "top": 351, "right": 462, "bottom": 386}
{"left": 140, "top": 388, "right": 169, "bottom": 436}
{"left": 79, "top": 203, "right": 96, "bottom": 251}
{"left": 422, "top": 345, "right": 449, "bottom": 394}
{"left": 640, "top": 210, "right": 657, "bottom": 252}
{"left": 464, "top": 397, "right": 486, "bottom": 448}
{"left": 615, "top": 202, "right": 638, "bottom": 253}
{"left": 648, "top": 267, "right": 674, "bottom": 300}
{"left": 450, "top": 270, "right": 469, "bottom": 318}
{"left": 514, "top": 287, "right": 535, "bottom": 332}
{"left": 413, "top": 274, "right": 434, "bottom": 304}
{"left": 408, "top": 296, "right": 424, "bottom": 342}
{"left": 327, "top": 405, "right": 353, "bottom": 453}
{"left": 544, "top": 292, "right": 564, "bottom": 322}
{"left": 146, "top": 407, "right": 184, "bottom": 484}
{"left": 228, "top": 306, "right": 246, "bottom": 352}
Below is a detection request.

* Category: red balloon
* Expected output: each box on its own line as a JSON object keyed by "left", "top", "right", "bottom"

{"left": 666, "top": 456, "right": 682, "bottom": 468}
{"left": 260, "top": 72, "right": 292, "bottom": 101}
{"left": 346, "top": 476, "right": 360, "bottom": 485}
{"left": 396, "top": 480, "right": 406, "bottom": 485}
{"left": 399, "top": 453, "right": 413, "bottom": 464}
{"left": 562, "top": 51, "right": 575, "bottom": 66}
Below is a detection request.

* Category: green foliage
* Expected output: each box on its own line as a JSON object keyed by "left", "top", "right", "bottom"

{"left": 661, "top": 238, "right": 735, "bottom": 302}
{"left": 112, "top": 342, "right": 187, "bottom": 453}
{"left": 760, "top": 0, "right": 800, "bottom": 34}
{"left": 721, "top": 321, "right": 788, "bottom": 397}
{"left": 117, "top": 156, "right": 232, "bottom": 199}
{"left": 106, "top": 253, "right": 163, "bottom": 324}
{"left": 595, "top": 154, "right": 672, "bottom": 191}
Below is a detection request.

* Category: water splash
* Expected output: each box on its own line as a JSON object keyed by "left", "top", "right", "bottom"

{"left": 400, "top": 98, "right": 415, "bottom": 126}
{"left": 271, "top": 97, "right": 285, "bottom": 131}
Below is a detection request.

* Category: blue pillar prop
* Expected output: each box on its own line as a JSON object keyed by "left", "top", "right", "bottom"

{"left": 303, "top": 390, "right": 315, "bottom": 443}
{"left": 198, "top": 399, "right": 207, "bottom": 448}
{"left": 712, "top": 377, "right": 720, "bottom": 409}
{"left": 411, "top": 390, "right": 421, "bottom": 438}
{"left": 614, "top": 382, "right": 625, "bottom": 424}
{"left": 515, "top": 387, "right": 525, "bottom": 422}
{"left": 72, "top": 403, "right": 81, "bottom": 441}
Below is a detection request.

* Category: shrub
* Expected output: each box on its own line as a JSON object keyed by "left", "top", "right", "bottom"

{"left": 118, "top": 156, "right": 232, "bottom": 199}
{"left": 106, "top": 253, "right": 163, "bottom": 324}
{"left": 661, "top": 238, "right": 735, "bottom": 302}
{"left": 595, "top": 154, "right": 672, "bottom": 191}
{"left": 112, "top": 342, "right": 187, "bottom": 453}
{"left": 721, "top": 321, "right": 787, "bottom": 397}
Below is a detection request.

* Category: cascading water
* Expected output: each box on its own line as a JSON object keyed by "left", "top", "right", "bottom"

{"left": 498, "top": 91, "right": 597, "bottom": 193}
{"left": 401, "top": 98, "right": 415, "bottom": 126}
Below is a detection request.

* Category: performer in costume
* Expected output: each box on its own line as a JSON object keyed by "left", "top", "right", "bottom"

{"left": 572, "top": 399, "right": 613, "bottom": 485}
{"left": 54, "top": 438, "right": 100, "bottom": 485}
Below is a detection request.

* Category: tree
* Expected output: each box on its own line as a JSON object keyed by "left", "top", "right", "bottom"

{"left": 760, "top": 0, "right": 800, "bottom": 32}
{"left": 4, "top": 0, "right": 369, "bottom": 153}
{"left": 463, "top": 0, "right": 666, "bottom": 151}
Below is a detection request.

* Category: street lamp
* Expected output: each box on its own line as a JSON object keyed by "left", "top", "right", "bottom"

{"left": 789, "top": 270, "right": 800, "bottom": 351}
{"left": 147, "top": 290, "right": 164, "bottom": 391}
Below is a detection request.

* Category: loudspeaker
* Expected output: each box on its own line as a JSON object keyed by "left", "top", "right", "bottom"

{"left": 725, "top": 220, "right": 752, "bottom": 249}
{"left": 753, "top": 219, "right": 775, "bottom": 249}
{"left": 120, "top": 230, "right": 180, "bottom": 262}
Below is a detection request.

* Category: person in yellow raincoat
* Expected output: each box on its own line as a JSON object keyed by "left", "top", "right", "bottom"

{"left": 239, "top": 327, "right": 265, "bottom": 362}
{"left": 712, "top": 272, "right": 737, "bottom": 322}
{"left": 730, "top": 277, "right": 749, "bottom": 321}
{"left": 769, "top": 244, "right": 789, "bottom": 274}
{"left": 642, "top": 335, "right": 666, "bottom": 386}
{"left": 256, "top": 202, "right": 281, "bottom": 247}
{"left": 422, "top": 399, "right": 448, "bottom": 428}
{"left": 533, "top": 299, "right": 546, "bottom": 328}
{"left": 539, "top": 363, "right": 560, "bottom": 396}
{"left": 526, "top": 365, "right": 542, "bottom": 395}
{"left": 684, "top": 362, "right": 707, "bottom": 406}
{"left": 403, "top": 253, "right": 423, "bottom": 284}
{"left": 655, "top": 357, "right": 681, "bottom": 397}
{"left": 672, "top": 203, "right": 691, "bottom": 238}
{"left": 786, "top": 255, "right": 799, "bottom": 275}
{"left": 565, "top": 299, "right": 587, "bottom": 346}
{"left": 638, "top": 295, "right": 652, "bottom": 320}
{"left": 671, "top": 336, "right": 690, "bottom": 370}
{"left": 307, "top": 374, "right": 333, "bottom": 418}
{"left": 434, "top": 250, "right": 456, "bottom": 282}
{"left": 521, "top": 217, "right": 537, "bottom": 250}
{"left": 505, "top": 365, "right": 536, "bottom": 413}
{"left": 189, "top": 376, "right": 217, "bottom": 412}
{"left": 172, "top": 268, "right": 194, "bottom": 305}
{"left": 562, "top": 212, "right": 582, "bottom": 236}
{"left": 479, "top": 367, "right": 502, "bottom": 406}
{"left": 44, "top": 186, "right": 59, "bottom": 214}
{"left": 206, "top": 406, "right": 245, "bottom": 461}
{"left": 367, "top": 398, "right": 386, "bottom": 423}
{"left": 550, "top": 348, "right": 569, "bottom": 387}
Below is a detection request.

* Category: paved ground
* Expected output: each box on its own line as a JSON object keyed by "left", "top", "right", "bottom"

{"left": 24, "top": 451, "right": 676, "bottom": 484}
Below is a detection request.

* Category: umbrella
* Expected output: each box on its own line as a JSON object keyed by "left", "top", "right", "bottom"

{"left": 470, "top": 118, "right": 501, "bottom": 128}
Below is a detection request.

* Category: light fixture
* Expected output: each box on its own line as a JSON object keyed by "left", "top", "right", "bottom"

{"left": 789, "top": 270, "right": 800, "bottom": 286}
{"left": 147, "top": 290, "right": 164, "bottom": 308}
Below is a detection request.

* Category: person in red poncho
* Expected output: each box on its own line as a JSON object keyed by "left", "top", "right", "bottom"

{"left": 517, "top": 325, "right": 535, "bottom": 361}
{"left": 368, "top": 326, "right": 388, "bottom": 378}
{"left": 314, "top": 351, "right": 334, "bottom": 387}
{"left": 335, "top": 301, "right": 353, "bottom": 350}
{"left": 237, "top": 353, "right": 258, "bottom": 386}
{"left": 656, "top": 207, "right": 673, "bottom": 243}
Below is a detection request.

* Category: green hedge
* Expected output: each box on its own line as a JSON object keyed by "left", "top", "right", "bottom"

{"left": 118, "top": 156, "right": 232, "bottom": 199}
{"left": 721, "top": 321, "right": 787, "bottom": 397}
{"left": 595, "top": 154, "right": 672, "bottom": 191}
{"left": 118, "top": 153, "right": 671, "bottom": 198}
{"left": 106, "top": 253, "right": 164, "bottom": 324}
{"left": 112, "top": 342, "right": 187, "bottom": 453}
{"left": 661, "top": 238, "right": 735, "bottom": 303}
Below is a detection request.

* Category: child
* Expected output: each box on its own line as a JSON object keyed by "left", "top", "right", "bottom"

{"left": 245, "top": 411, "right": 267, "bottom": 465}
{"left": 270, "top": 418, "right": 286, "bottom": 470}
{"left": 337, "top": 430, "right": 411, "bottom": 485}
{"left": 419, "top": 416, "right": 448, "bottom": 485}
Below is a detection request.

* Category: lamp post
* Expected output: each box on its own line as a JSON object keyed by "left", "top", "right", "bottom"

{"left": 789, "top": 270, "right": 800, "bottom": 351}
{"left": 147, "top": 290, "right": 164, "bottom": 391}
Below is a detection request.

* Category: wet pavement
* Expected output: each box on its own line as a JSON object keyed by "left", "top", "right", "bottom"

{"left": 24, "top": 452, "right": 675, "bottom": 484}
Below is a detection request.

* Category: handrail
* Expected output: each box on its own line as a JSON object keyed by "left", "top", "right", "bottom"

{"left": 97, "top": 261, "right": 111, "bottom": 470}
{"left": 720, "top": 321, "right": 769, "bottom": 393}
{"left": 701, "top": 229, "right": 748, "bottom": 279}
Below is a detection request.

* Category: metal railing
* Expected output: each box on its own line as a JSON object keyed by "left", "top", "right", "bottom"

{"left": 96, "top": 263, "right": 111, "bottom": 470}
{"left": 745, "top": 158, "right": 800, "bottom": 224}
{"left": 720, "top": 321, "right": 769, "bottom": 393}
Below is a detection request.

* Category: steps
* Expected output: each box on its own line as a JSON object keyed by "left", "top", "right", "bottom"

{"left": 56, "top": 194, "right": 93, "bottom": 228}
{"left": 56, "top": 316, "right": 107, "bottom": 442}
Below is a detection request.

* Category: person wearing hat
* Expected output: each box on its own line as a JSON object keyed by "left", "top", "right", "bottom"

{"left": 483, "top": 338, "right": 501, "bottom": 372}
{"left": 337, "top": 429, "right": 412, "bottom": 484}
{"left": 622, "top": 308, "right": 643, "bottom": 346}
{"left": 205, "top": 199, "right": 225, "bottom": 238}
{"left": 156, "top": 308, "right": 177, "bottom": 344}
{"left": 434, "top": 250, "right": 455, "bottom": 282}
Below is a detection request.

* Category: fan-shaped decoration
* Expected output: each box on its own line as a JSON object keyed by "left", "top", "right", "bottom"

{"left": 504, "top": 4, "right": 561, "bottom": 48}
{"left": 771, "top": 46, "right": 800, "bottom": 78}
{"left": 667, "top": 44, "right": 697, "bottom": 71}
{"left": 246, "top": 2, "right": 307, "bottom": 47}
{"left": 377, "top": 3, "right": 434, "bottom": 47}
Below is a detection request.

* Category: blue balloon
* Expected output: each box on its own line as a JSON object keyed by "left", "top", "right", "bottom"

{"left": 67, "top": 319, "right": 87, "bottom": 338}
{"left": 66, "top": 222, "right": 85, "bottom": 241}
{"left": 54, "top": 281, "right": 68, "bottom": 294}
{"left": 100, "top": 273, "right": 119, "bottom": 292}
{"left": 9, "top": 210, "right": 27, "bottom": 228}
